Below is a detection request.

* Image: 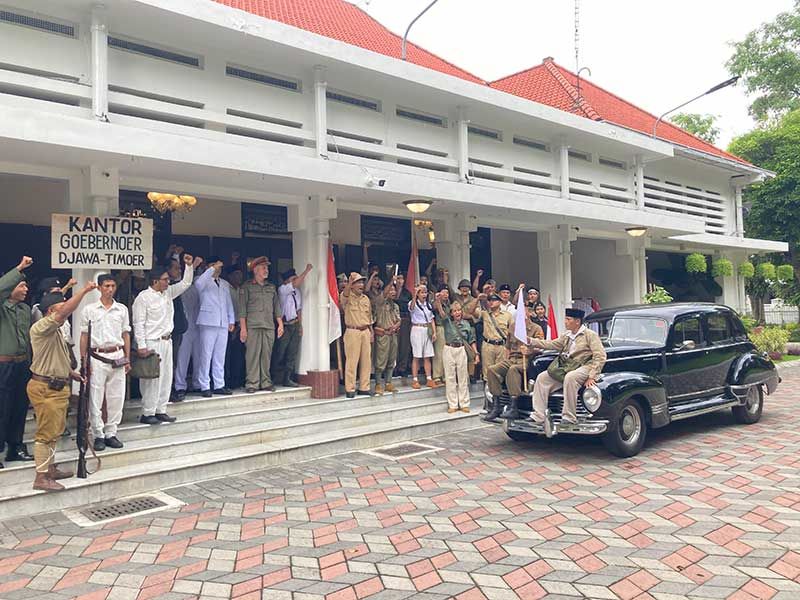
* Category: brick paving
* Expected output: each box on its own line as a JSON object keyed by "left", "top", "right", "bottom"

{"left": 1, "top": 366, "right": 799, "bottom": 600}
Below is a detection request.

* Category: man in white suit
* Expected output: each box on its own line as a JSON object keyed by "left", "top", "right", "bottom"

{"left": 173, "top": 264, "right": 203, "bottom": 402}
{"left": 195, "top": 257, "right": 236, "bottom": 397}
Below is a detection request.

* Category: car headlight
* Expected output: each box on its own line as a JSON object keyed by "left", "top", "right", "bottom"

{"left": 582, "top": 385, "right": 602, "bottom": 412}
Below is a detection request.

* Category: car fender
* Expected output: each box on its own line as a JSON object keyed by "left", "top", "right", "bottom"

{"left": 594, "top": 372, "right": 669, "bottom": 429}
{"left": 729, "top": 351, "right": 779, "bottom": 395}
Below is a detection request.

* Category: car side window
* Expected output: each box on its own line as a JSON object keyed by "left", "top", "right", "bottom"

{"left": 706, "top": 313, "right": 733, "bottom": 345}
{"left": 672, "top": 317, "right": 704, "bottom": 349}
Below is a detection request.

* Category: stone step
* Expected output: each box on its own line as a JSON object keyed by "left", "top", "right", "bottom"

{"left": 0, "top": 393, "right": 485, "bottom": 518}
{"left": 2, "top": 389, "right": 470, "bottom": 487}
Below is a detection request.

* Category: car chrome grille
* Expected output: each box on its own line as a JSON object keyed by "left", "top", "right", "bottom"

{"left": 546, "top": 393, "right": 591, "bottom": 419}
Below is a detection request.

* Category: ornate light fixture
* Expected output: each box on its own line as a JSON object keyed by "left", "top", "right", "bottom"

{"left": 403, "top": 199, "right": 433, "bottom": 214}
{"left": 147, "top": 192, "right": 197, "bottom": 214}
{"left": 626, "top": 226, "right": 648, "bottom": 238}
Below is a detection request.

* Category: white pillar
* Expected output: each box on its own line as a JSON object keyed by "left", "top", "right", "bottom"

{"left": 90, "top": 4, "right": 108, "bottom": 121}
{"left": 734, "top": 186, "right": 744, "bottom": 238}
{"left": 291, "top": 196, "right": 337, "bottom": 374}
{"left": 435, "top": 214, "right": 476, "bottom": 284}
{"left": 615, "top": 236, "right": 649, "bottom": 305}
{"left": 538, "top": 225, "right": 575, "bottom": 319}
{"left": 457, "top": 107, "right": 469, "bottom": 183}
{"left": 559, "top": 144, "right": 570, "bottom": 199}
{"left": 717, "top": 251, "right": 747, "bottom": 313}
{"left": 313, "top": 66, "right": 328, "bottom": 159}
{"left": 634, "top": 155, "right": 645, "bottom": 209}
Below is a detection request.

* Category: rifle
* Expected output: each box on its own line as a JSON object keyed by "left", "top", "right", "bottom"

{"left": 76, "top": 321, "right": 100, "bottom": 478}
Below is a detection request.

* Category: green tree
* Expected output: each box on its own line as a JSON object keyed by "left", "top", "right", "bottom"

{"left": 669, "top": 113, "right": 720, "bottom": 143}
{"left": 727, "top": 1, "right": 800, "bottom": 121}
{"left": 729, "top": 109, "right": 800, "bottom": 315}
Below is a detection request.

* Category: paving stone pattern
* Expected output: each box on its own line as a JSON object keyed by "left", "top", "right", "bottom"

{"left": 1, "top": 368, "right": 799, "bottom": 600}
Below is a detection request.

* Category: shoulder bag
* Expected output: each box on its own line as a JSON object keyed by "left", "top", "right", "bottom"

{"left": 130, "top": 350, "right": 161, "bottom": 379}
{"left": 450, "top": 319, "right": 477, "bottom": 364}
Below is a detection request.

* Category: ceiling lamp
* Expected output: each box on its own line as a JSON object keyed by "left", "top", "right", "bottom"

{"left": 403, "top": 199, "right": 433, "bottom": 214}
{"left": 625, "top": 226, "right": 648, "bottom": 238}
{"left": 147, "top": 192, "right": 197, "bottom": 214}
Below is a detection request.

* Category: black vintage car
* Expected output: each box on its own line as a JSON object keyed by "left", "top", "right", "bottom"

{"left": 489, "top": 303, "right": 780, "bottom": 457}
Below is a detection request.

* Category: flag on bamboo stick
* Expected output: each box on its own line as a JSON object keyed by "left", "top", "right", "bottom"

{"left": 327, "top": 243, "right": 342, "bottom": 343}
{"left": 547, "top": 295, "right": 559, "bottom": 340}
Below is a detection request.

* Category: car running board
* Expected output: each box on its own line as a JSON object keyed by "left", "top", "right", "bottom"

{"left": 669, "top": 395, "right": 738, "bottom": 421}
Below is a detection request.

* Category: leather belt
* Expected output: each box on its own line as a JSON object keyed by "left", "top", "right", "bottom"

{"left": 484, "top": 339, "right": 504, "bottom": 345}
{"left": 92, "top": 346, "right": 123, "bottom": 353}
{"left": 147, "top": 334, "right": 172, "bottom": 341}
{"left": 284, "top": 318, "right": 300, "bottom": 325}
{"left": 376, "top": 332, "right": 398, "bottom": 337}
{"left": 446, "top": 343, "right": 464, "bottom": 348}
{"left": 412, "top": 324, "right": 430, "bottom": 328}
{"left": 0, "top": 354, "right": 27, "bottom": 363}
{"left": 30, "top": 373, "right": 69, "bottom": 390}
{"left": 346, "top": 325, "right": 370, "bottom": 331}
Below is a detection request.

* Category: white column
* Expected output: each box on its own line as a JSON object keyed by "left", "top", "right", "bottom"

{"left": 291, "top": 196, "right": 337, "bottom": 374}
{"left": 634, "top": 155, "right": 645, "bottom": 209}
{"left": 614, "top": 236, "right": 649, "bottom": 305}
{"left": 559, "top": 144, "right": 570, "bottom": 199}
{"left": 313, "top": 66, "right": 328, "bottom": 159}
{"left": 456, "top": 107, "right": 469, "bottom": 183}
{"left": 717, "top": 251, "right": 747, "bottom": 313}
{"left": 435, "top": 214, "right": 476, "bottom": 284}
{"left": 90, "top": 4, "right": 108, "bottom": 121}
{"left": 734, "top": 186, "right": 744, "bottom": 238}
{"left": 538, "top": 225, "right": 575, "bottom": 319}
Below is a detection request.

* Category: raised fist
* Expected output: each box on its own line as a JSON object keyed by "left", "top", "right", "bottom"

{"left": 192, "top": 256, "right": 203, "bottom": 269}
{"left": 305, "top": 263, "right": 313, "bottom": 272}
{"left": 82, "top": 281, "right": 98, "bottom": 293}
{"left": 17, "top": 256, "right": 33, "bottom": 272}
{"left": 476, "top": 269, "right": 484, "bottom": 277}
{"left": 183, "top": 253, "right": 193, "bottom": 266}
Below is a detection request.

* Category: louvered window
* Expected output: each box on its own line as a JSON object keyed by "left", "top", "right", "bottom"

{"left": 108, "top": 36, "right": 201, "bottom": 68}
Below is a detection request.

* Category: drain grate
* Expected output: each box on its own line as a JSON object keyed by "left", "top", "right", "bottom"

{"left": 81, "top": 496, "right": 167, "bottom": 522}
{"left": 364, "top": 442, "right": 442, "bottom": 460}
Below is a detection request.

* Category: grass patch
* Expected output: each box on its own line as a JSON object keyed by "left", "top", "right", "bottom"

{"left": 776, "top": 354, "right": 800, "bottom": 363}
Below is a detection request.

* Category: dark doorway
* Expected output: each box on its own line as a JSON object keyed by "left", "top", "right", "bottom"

{"left": 361, "top": 215, "right": 412, "bottom": 280}
{"left": 470, "top": 227, "right": 492, "bottom": 279}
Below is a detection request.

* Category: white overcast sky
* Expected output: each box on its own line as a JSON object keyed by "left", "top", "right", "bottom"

{"left": 350, "top": 0, "right": 793, "bottom": 149}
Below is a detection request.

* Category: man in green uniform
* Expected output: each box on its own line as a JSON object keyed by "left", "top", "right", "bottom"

{"left": 485, "top": 302, "right": 544, "bottom": 421}
{"left": 0, "top": 256, "right": 34, "bottom": 467}
{"left": 437, "top": 301, "right": 479, "bottom": 413}
{"left": 239, "top": 257, "right": 284, "bottom": 393}
{"left": 27, "top": 280, "right": 97, "bottom": 491}
{"left": 372, "top": 279, "right": 401, "bottom": 395}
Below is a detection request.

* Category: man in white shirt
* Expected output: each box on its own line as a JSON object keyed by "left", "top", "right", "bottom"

{"left": 80, "top": 274, "right": 131, "bottom": 450}
{"left": 132, "top": 253, "right": 198, "bottom": 424}
{"left": 173, "top": 266, "right": 202, "bottom": 401}
{"left": 497, "top": 284, "right": 517, "bottom": 319}
{"left": 195, "top": 257, "right": 236, "bottom": 397}
{"left": 272, "top": 264, "right": 312, "bottom": 387}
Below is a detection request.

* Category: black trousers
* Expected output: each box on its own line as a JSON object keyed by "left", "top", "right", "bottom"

{"left": 0, "top": 361, "right": 31, "bottom": 453}
{"left": 272, "top": 322, "right": 302, "bottom": 383}
{"left": 225, "top": 329, "right": 246, "bottom": 389}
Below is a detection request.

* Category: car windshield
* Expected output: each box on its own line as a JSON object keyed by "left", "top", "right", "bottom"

{"left": 608, "top": 317, "right": 669, "bottom": 346}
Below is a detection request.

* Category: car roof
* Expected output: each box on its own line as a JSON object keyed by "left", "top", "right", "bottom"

{"left": 586, "top": 303, "right": 736, "bottom": 323}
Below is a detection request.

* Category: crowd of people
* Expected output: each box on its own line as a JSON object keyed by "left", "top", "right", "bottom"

{"left": 0, "top": 248, "right": 605, "bottom": 493}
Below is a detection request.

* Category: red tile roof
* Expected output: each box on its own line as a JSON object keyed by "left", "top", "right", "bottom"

{"left": 212, "top": 0, "right": 484, "bottom": 83}
{"left": 212, "top": 0, "right": 747, "bottom": 165}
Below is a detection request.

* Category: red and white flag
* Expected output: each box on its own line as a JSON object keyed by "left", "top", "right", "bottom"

{"left": 405, "top": 229, "right": 419, "bottom": 296}
{"left": 327, "top": 243, "right": 342, "bottom": 344}
{"left": 547, "top": 295, "right": 559, "bottom": 340}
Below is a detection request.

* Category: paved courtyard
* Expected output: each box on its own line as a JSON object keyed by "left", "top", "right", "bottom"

{"left": 1, "top": 366, "right": 799, "bottom": 600}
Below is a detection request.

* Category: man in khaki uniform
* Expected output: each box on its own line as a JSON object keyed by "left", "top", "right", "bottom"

{"left": 372, "top": 279, "right": 401, "bottom": 395}
{"left": 485, "top": 303, "right": 544, "bottom": 421}
{"left": 27, "top": 280, "right": 97, "bottom": 491}
{"left": 477, "top": 294, "right": 512, "bottom": 372}
{"left": 529, "top": 307, "right": 607, "bottom": 432}
{"left": 239, "top": 257, "right": 283, "bottom": 392}
{"left": 340, "top": 272, "right": 373, "bottom": 398}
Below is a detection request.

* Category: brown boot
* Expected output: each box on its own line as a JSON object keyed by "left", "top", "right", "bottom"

{"left": 33, "top": 472, "right": 65, "bottom": 492}
{"left": 48, "top": 464, "right": 73, "bottom": 480}
{"left": 384, "top": 383, "right": 396, "bottom": 393}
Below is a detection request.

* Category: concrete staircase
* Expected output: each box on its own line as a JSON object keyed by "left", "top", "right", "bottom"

{"left": 0, "top": 382, "right": 484, "bottom": 518}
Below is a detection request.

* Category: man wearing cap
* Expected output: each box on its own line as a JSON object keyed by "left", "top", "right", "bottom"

{"left": 528, "top": 307, "right": 607, "bottom": 431}
{"left": 273, "top": 264, "right": 312, "bottom": 388}
{"left": 476, "top": 294, "right": 512, "bottom": 375}
{"left": 372, "top": 278, "right": 401, "bottom": 395}
{"left": 28, "top": 280, "right": 98, "bottom": 491}
{"left": 79, "top": 274, "right": 131, "bottom": 451}
{"left": 133, "top": 253, "right": 198, "bottom": 424}
{"left": 195, "top": 257, "right": 236, "bottom": 397}
{"left": 485, "top": 303, "right": 544, "bottom": 421}
{"left": 0, "top": 256, "right": 34, "bottom": 467}
{"left": 497, "top": 284, "right": 517, "bottom": 318}
{"left": 239, "top": 257, "right": 283, "bottom": 393}
{"left": 340, "top": 272, "right": 373, "bottom": 398}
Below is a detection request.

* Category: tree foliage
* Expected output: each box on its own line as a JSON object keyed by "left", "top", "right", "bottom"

{"left": 669, "top": 113, "right": 720, "bottom": 143}
{"left": 727, "top": 1, "right": 800, "bottom": 121}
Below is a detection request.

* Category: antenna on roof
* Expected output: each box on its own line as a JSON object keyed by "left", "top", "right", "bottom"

{"left": 402, "top": 0, "right": 440, "bottom": 61}
{"left": 572, "top": 0, "right": 591, "bottom": 113}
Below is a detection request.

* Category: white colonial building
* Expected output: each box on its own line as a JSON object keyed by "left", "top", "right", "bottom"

{"left": 0, "top": 0, "right": 788, "bottom": 381}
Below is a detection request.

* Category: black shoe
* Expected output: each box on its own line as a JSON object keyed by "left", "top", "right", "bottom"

{"left": 170, "top": 389, "right": 186, "bottom": 403}
{"left": 357, "top": 389, "right": 372, "bottom": 397}
{"left": 262, "top": 385, "right": 275, "bottom": 392}
{"left": 500, "top": 397, "right": 521, "bottom": 420}
{"left": 5, "top": 445, "right": 34, "bottom": 462}
{"left": 283, "top": 379, "right": 300, "bottom": 388}
{"left": 483, "top": 399, "right": 503, "bottom": 423}
{"left": 62, "top": 428, "right": 71, "bottom": 438}
{"left": 346, "top": 391, "right": 356, "bottom": 399}
{"left": 213, "top": 387, "right": 233, "bottom": 395}
{"left": 155, "top": 413, "right": 177, "bottom": 423}
{"left": 201, "top": 389, "right": 212, "bottom": 398}
{"left": 93, "top": 438, "right": 106, "bottom": 452}
{"left": 139, "top": 415, "right": 160, "bottom": 425}
{"left": 245, "top": 387, "right": 257, "bottom": 394}
{"left": 104, "top": 436, "right": 124, "bottom": 449}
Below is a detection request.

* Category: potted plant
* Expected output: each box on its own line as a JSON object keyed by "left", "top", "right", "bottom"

{"left": 711, "top": 258, "right": 734, "bottom": 278}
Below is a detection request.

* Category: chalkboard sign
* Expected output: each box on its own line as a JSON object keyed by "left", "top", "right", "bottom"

{"left": 361, "top": 215, "right": 410, "bottom": 245}
{"left": 242, "top": 203, "right": 288, "bottom": 237}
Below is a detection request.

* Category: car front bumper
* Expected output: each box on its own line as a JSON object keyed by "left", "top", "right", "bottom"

{"left": 502, "top": 416, "right": 609, "bottom": 436}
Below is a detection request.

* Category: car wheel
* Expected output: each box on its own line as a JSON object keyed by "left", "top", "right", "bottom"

{"left": 505, "top": 430, "right": 538, "bottom": 442}
{"left": 732, "top": 385, "right": 763, "bottom": 424}
{"left": 602, "top": 399, "right": 647, "bottom": 458}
